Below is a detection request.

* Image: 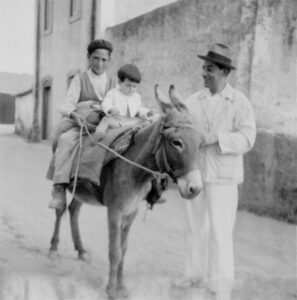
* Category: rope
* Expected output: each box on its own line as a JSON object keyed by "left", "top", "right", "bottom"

{"left": 71, "top": 123, "right": 84, "bottom": 200}
{"left": 70, "top": 119, "right": 195, "bottom": 200}
{"left": 82, "top": 123, "right": 165, "bottom": 179}
{"left": 70, "top": 120, "right": 170, "bottom": 204}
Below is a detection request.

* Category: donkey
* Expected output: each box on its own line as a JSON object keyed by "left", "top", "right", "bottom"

{"left": 48, "top": 85, "right": 203, "bottom": 300}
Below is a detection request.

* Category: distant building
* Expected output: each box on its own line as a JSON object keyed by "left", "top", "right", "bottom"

{"left": 0, "top": 93, "right": 15, "bottom": 124}
{"left": 15, "top": 88, "right": 34, "bottom": 139}
{"left": 32, "top": 0, "right": 177, "bottom": 141}
{"left": 0, "top": 72, "right": 33, "bottom": 135}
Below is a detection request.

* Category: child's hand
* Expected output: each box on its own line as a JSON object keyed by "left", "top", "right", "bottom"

{"left": 138, "top": 114, "right": 148, "bottom": 121}
{"left": 146, "top": 110, "right": 155, "bottom": 119}
{"left": 107, "top": 107, "right": 120, "bottom": 116}
{"left": 91, "top": 103, "right": 101, "bottom": 111}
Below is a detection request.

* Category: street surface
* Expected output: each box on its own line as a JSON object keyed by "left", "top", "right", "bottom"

{"left": 0, "top": 125, "right": 296, "bottom": 300}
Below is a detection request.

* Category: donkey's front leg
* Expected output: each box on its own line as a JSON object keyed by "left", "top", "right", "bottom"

{"left": 48, "top": 204, "right": 67, "bottom": 260}
{"left": 69, "top": 198, "right": 90, "bottom": 261}
{"left": 106, "top": 208, "right": 122, "bottom": 300}
{"left": 116, "top": 210, "right": 138, "bottom": 297}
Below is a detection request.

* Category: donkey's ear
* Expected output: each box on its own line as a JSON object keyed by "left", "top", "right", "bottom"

{"left": 155, "top": 84, "right": 174, "bottom": 113}
{"left": 169, "top": 85, "right": 187, "bottom": 111}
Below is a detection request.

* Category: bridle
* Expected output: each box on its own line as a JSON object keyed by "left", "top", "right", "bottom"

{"left": 73, "top": 117, "right": 198, "bottom": 195}
{"left": 153, "top": 118, "right": 199, "bottom": 183}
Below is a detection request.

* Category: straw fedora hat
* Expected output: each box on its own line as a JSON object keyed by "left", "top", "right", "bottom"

{"left": 198, "top": 43, "right": 236, "bottom": 70}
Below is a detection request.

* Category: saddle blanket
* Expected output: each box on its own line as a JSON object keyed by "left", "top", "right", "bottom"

{"left": 69, "top": 122, "right": 144, "bottom": 187}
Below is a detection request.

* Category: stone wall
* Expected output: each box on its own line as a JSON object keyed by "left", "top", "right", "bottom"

{"left": 114, "top": 0, "right": 178, "bottom": 25}
{"left": 97, "top": 0, "right": 177, "bottom": 35}
{"left": 106, "top": 0, "right": 242, "bottom": 110}
{"left": 250, "top": 0, "right": 297, "bottom": 134}
{"left": 241, "top": 130, "right": 297, "bottom": 223}
{"left": 240, "top": 0, "right": 297, "bottom": 222}
{"left": 105, "top": 0, "right": 297, "bottom": 222}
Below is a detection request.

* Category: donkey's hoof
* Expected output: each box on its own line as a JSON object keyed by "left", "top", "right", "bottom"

{"left": 106, "top": 285, "right": 129, "bottom": 300}
{"left": 78, "top": 251, "right": 91, "bottom": 262}
{"left": 48, "top": 250, "right": 58, "bottom": 261}
{"left": 117, "top": 285, "right": 129, "bottom": 298}
{"left": 105, "top": 285, "right": 117, "bottom": 300}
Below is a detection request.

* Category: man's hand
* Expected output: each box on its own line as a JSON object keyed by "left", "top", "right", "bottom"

{"left": 70, "top": 111, "right": 85, "bottom": 127}
{"left": 200, "top": 133, "right": 218, "bottom": 147}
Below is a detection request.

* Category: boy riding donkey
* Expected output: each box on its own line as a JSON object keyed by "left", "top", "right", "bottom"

{"left": 47, "top": 39, "right": 167, "bottom": 211}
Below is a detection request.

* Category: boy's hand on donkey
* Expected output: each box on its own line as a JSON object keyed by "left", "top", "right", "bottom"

{"left": 107, "top": 107, "right": 120, "bottom": 116}
{"left": 70, "top": 111, "right": 88, "bottom": 128}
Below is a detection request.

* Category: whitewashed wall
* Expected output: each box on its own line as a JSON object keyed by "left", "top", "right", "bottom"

{"left": 15, "top": 92, "right": 34, "bottom": 139}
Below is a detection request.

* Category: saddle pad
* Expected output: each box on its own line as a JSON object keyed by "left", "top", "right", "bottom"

{"left": 70, "top": 122, "right": 145, "bottom": 187}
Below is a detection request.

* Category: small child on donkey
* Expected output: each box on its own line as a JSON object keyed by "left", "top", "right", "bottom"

{"left": 96, "top": 63, "right": 155, "bottom": 136}
{"left": 48, "top": 64, "right": 167, "bottom": 210}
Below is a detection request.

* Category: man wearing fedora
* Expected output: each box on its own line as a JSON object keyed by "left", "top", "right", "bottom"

{"left": 178, "top": 43, "right": 256, "bottom": 300}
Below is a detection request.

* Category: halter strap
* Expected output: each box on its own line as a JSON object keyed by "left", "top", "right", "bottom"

{"left": 153, "top": 118, "right": 198, "bottom": 182}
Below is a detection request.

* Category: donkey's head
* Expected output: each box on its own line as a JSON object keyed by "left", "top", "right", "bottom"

{"left": 154, "top": 84, "right": 202, "bottom": 199}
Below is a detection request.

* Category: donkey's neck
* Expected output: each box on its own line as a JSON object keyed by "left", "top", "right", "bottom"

{"left": 125, "top": 118, "right": 163, "bottom": 182}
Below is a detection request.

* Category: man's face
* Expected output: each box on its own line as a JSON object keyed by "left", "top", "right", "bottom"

{"left": 202, "top": 60, "right": 224, "bottom": 90}
{"left": 88, "top": 49, "right": 110, "bottom": 75}
{"left": 119, "top": 78, "right": 139, "bottom": 96}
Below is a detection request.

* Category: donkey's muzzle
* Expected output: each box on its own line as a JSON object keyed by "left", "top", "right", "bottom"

{"left": 177, "top": 169, "right": 203, "bottom": 199}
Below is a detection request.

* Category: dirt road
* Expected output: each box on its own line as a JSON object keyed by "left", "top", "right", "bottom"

{"left": 0, "top": 126, "right": 295, "bottom": 300}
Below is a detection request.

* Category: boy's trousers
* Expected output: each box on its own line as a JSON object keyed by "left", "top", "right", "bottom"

{"left": 46, "top": 117, "right": 79, "bottom": 182}
{"left": 184, "top": 183, "right": 238, "bottom": 299}
{"left": 52, "top": 128, "right": 80, "bottom": 184}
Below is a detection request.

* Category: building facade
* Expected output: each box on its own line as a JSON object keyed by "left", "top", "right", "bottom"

{"left": 0, "top": 72, "right": 33, "bottom": 130}
{"left": 32, "top": 0, "right": 177, "bottom": 141}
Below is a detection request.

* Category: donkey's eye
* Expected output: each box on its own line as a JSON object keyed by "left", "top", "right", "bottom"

{"left": 171, "top": 139, "right": 184, "bottom": 150}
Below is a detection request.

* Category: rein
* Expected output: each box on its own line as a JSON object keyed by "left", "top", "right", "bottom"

{"left": 83, "top": 123, "right": 166, "bottom": 178}
{"left": 71, "top": 122, "right": 164, "bottom": 200}
{"left": 71, "top": 118, "right": 197, "bottom": 198}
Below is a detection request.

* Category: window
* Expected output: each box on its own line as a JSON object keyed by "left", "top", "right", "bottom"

{"left": 43, "top": 0, "right": 53, "bottom": 35}
{"left": 69, "top": 0, "right": 81, "bottom": 23}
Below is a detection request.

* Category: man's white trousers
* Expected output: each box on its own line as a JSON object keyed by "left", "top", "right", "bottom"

{"left": 184, "top": 183, "right": 238, "bottom": 299}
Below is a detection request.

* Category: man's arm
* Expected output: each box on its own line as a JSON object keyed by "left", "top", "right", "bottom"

{"left": 59, "top": 75, "right": 81, "bottom": 117}
{"left": 201, "top": 97, "right": 256, "bottom": 154}
{"left": 217, "top": 98, "right": 256, "bottom": 154}
{"left": 59, "top": 74, "right": 86, "bottom": 126}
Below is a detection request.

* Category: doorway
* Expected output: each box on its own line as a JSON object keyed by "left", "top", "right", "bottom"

{"left": 42, "top": 85, "right": 51, "bottom": 140}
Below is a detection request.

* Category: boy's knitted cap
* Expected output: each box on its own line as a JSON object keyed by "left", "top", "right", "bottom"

{"left": 87, "top": 39, "right": 113, "bottom": 55}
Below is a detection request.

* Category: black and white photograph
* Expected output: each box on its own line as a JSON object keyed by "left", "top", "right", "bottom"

{"left": 0, "top": 0, "right": 296, "bottom": 299}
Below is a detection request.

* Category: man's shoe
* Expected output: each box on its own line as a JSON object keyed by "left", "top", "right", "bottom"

{"left": 49, "top": 185, "right": 66, "bottom": 210}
